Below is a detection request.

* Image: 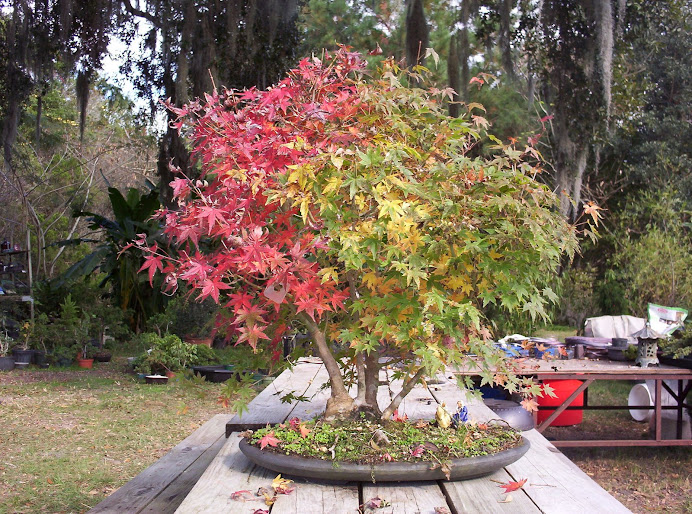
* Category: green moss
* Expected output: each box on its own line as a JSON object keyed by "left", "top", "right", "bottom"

{"left": 249, "top": 418, "right": 522, "bottom": 465}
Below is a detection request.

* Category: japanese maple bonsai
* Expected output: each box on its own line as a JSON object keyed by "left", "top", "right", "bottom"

{"left": 135, "top": 48, "right": 580, "bottom": 422}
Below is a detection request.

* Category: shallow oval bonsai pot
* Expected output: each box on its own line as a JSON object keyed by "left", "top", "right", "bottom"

{"left": 239, "top": 436, "right": 530, "bottom": 482}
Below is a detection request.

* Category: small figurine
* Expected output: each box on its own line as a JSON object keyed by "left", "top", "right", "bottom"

{"left": 435, "top": 402, "right": 453, "bottom": 429}
{"left": 452, "top": 401, "right": 469, "bottom": 427}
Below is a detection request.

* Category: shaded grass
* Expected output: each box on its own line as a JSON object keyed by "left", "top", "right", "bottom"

{"left": 0, "top": 360, "right": 236, "bottom": 513}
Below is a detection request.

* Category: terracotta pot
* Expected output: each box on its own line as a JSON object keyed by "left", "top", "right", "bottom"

{"left": 185, "top": 336, "right": 213, "bottom": 347}
{"left": 77, "top": 358, "right": 94, "bottom": 369}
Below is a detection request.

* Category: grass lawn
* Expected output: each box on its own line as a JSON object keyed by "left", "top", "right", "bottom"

{"left": 0, "top": 359, "right": 235, "bottom": 513}
{"left": 1, "top": 357, "right": 691, "bottom": 513}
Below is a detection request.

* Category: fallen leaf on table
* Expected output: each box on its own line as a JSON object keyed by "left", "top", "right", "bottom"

{"left": 359, "top": 496, "right": 391, "bottom": 512}
{"left": 259, "top": 431, "right": 281, "bottom": 450}
{"left": 230, "top": 490, "right": 255, "bottom": 501}
{"left": 272, "top": 474, "right": 295, "bottom": 494}
{"left": 498, "top": 494, "right": 513, "bottom": 503}
{"left": 434, "top": 506, "right": 451, "bottom": 513}
{"left": 251, "top": 510, "right": 269, "bottom": 514}
{"left": 498, "top": 478, "right": 527, "bottom": 493}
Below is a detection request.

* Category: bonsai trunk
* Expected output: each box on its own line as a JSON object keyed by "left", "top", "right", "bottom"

{"left": 299, "top": 313, "right": 355, "bottom": 419}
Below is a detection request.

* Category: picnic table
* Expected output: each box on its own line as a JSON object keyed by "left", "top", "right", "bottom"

{"left": 454, "top": 358, "right": 692, "bottom": 447}
{"left": 163, "top": 359, "right": 631, "bottom": 514}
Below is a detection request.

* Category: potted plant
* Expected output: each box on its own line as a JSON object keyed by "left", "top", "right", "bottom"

{"left": 168, "top": 296, "right": 218, "bottom": 347}
{"left": 133, "top": 333, "right": 199, "bottom": 376}
{"left": 0, "top": 331, "right": 15, "bottom": 371}
{"left": 76, "top": 316, "right": 95, "bottom": 368}
{"left": 12, "top": 321, "right": 34, "bottom": 366}
{"left": 134, "top": 50, "right": 585, "bottom": 479}
{"left": 659, "top": 325, "right": 692, "bottom": 369}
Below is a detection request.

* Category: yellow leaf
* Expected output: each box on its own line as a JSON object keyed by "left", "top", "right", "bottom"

{"left": 488, "top": 249, "right": 502, "bottom": 260}
{"left": 330, "top": 154, "right": 345, "bottom": 169}
{"left": 362, "top": 272, "right": 382, "bottom": 290}
{"left": 299, "top": 197, "right": 310, "bottom": 224}
{"left": 322, "top": 176, "right": 342, "bottom": 195}
{"left": 272, "top": 474, "right": 293, "bottom": 491}
{"left": 318, "top": 267, "right": 338, "bottom": 284}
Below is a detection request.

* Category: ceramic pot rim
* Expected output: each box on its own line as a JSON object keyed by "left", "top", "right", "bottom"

{"left": 239, "top": 435, "right": 530, "bottom": 482}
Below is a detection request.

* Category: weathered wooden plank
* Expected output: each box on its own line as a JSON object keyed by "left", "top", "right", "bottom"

{"left": 89, "top": 414, "right": 230, "bottom": 514}
{"left": 226, "top": 361, "right": 324, "bottom": 433}
{"left": 284, "top": 365, "right": 331, "bottom": 421}
{"left": 361, "top": 482, "right": 451, "bottom": 514}
{"left": 504, "top": 430, "right": 631, "bottom": 514}
{"left": 440, "top": 467, "right": 539, "bottom": 514}
{"left": 140, "top": 434, "right": 227, "bottom": 513}
{"left": 174, "top": 434, "right": 277, "bottom": 513}
{"left": 271, "top": 477, "right": 360, "bottom": 514}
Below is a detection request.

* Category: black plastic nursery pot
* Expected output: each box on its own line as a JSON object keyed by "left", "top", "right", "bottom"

{"left": 12, "top": 349, "right": 34, "bottom": 365}
{"left": 0, "top": 356, "right": 15, "bottom": 371}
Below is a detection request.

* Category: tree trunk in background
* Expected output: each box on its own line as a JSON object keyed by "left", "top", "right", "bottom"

{"left": 458, "top": 0, "right": 472, "bottom": 103}
{"left": 448, "top": 32, "right": 461, "bottom": 117}
{"left": 405, "top": 0, "right": 429, "bottom": 67}
{"left": 499, "top": 0, "right": 514, "bottom": 81}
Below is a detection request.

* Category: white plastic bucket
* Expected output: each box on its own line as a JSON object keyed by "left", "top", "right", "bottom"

{"left": 628, "top": 383, "right": 653, "bottom": 422}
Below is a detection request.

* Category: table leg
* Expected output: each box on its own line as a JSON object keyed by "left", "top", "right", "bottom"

{"left": 654, "top": 379, "right": 662, "bottom": 441}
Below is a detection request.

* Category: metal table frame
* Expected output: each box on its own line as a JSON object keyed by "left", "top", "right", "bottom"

{"left": 456, "top": 359, "right": 692, "bottom": 448}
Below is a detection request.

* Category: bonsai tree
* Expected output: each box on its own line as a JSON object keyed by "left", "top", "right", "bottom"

{"left": 133, "top": 333, "right": 199, "bottom": 374}
{"left": 135, "top": 49, "right": 580, "bottom": 420}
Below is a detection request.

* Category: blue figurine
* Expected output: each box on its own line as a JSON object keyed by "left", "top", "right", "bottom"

{"left": 452, "top": 401, "right": 469, "bottom": 427}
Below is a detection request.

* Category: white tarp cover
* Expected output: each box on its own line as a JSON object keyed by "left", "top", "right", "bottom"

{"left": 584, "top": 315, "right": 646, "bottom": 343}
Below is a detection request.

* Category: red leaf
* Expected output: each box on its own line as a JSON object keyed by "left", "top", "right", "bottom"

{"left": 411, "top": 445, "right": 425, "bottom": 458}
{"left": 392, "top": 410, "right": 408, "bottom": 422}
{"left": 259, "top": 432, "right": 281, "bottom": 450}
{"left": 368, "top": 43, "right": 383, "bottom": 55}
{"left": 138, "top": 254, "right": 164, "bottom": 286}
{"left": 498, "top": 478, "right": 527, "bottom": 493}
{"left": 230, "top": 489, "right": 255, "bottom": 501}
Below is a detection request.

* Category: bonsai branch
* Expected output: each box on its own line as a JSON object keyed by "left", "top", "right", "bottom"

{"left": 381, "top": 367, "right": 427, "bottom": 421}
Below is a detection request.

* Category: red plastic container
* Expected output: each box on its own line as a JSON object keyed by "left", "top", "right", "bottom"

{"left": 536, "top": 379, "right": 584, "bottom": 426}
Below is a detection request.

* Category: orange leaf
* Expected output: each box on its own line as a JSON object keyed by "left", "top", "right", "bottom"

{"left": 498, "top": 478, "right": 527, "bottom": 493}
{"left": 299, "top": 424, "right": 311, "bottom": 438}
{"left": 521, "top": 397, "right": 539, "bottom": 413}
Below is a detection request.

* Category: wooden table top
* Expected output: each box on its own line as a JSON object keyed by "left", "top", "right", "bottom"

{"left": 175, "top": 360, "right": 632, "bottom": 514}
{"left": 453, "top": 357, "right": 692, "bottom": 379}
